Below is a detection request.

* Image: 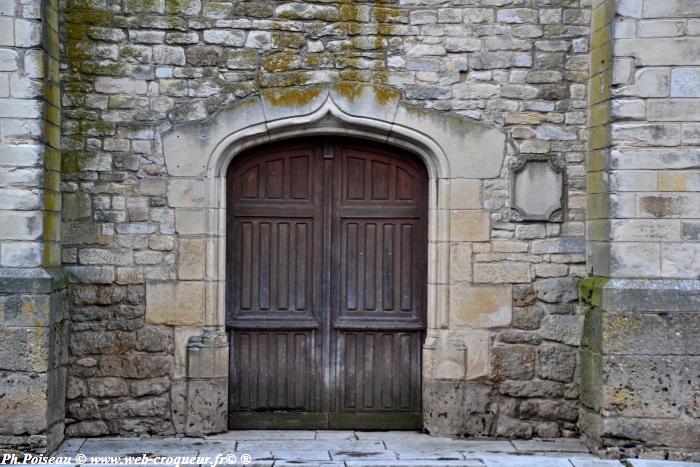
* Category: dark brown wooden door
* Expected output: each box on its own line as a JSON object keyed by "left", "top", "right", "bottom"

{"left": 226, "top": 138, "right": 427, "bottom": 429}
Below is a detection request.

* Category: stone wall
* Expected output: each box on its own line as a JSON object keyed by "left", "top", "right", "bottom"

{"left": 581, "top": 0, "right": 700, "bottom": 461}
{"left": 0, "top": 0, "right": 68, "bottom": 455}
{"left": 59, "top": 0, "right": 592, "bottom": 439}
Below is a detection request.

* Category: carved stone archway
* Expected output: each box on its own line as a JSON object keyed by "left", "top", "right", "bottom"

{"left": 160, "top": 82, "right": 507, "bottom": 434}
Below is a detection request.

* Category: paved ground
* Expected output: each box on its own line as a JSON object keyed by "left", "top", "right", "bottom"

{"left": 53, "top": 431, "right": 699, "bottom": 466}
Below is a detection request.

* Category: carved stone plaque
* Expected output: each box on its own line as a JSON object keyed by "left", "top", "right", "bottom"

{"left": 510, "top": 155, "right": 565, "bottom": 222}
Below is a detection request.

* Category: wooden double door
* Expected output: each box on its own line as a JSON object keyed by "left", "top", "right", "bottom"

{"left": 226, "top": 137, "right": 428, "bottom": 429}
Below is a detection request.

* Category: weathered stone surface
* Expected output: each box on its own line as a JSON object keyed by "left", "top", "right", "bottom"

{"left": 519, "top": 399, "right": 578, "bottom": 422}
{"left": 537, "top": 343, "right": 577, "bottom": 382}
{"left": 0, "top": 372, "right": 48, "bottom": 434}
{"left": 449, "top": 179, "right": 481, "bottom": 210}
{"left": 65, "top": 421, "right": 109, "bottom": 437}
{"left": 177, "top": 238, "right": 206, "bottom": 280}
{"left": 492, "top": 345, "right": 535, "bottom": 381}
{"left": 423, "top": 380, "right": 494, "bottom": 437}
{"left": 186, "top": 379, "right": 227, "bottom": 436}
{"left": 86, "top": 377, "right": 129, "bottom": 398}
{"left": 539, "top": 315, "right": 583, "bottom": 346}
{"left": 450, "top": 210, "right": 490, "bottom": 242}
{"left": 130, "top": 377, "right": 170, "bottom": 397}
{"left": 499, "top": 380, "right": 564, "bottom": 398}
{"left": 535, "top": 277, "right": 579, "bottom": 303}
{"left": 0, "top": 326, "right": 49, "bottom": 372}
{"left": 98, "top": 355, "right": 173, "bottom": 379}
{"left": 450, "top": 284, "right": 512, "bottom": 328}
{"left": 602, "top": 356, "right": 685, "bottom": 418}
{"left": 474, "top": 262, "right": 531, "bottom": 284}
{"left": 495, "top": 416, "right": 533, "bottom": 438}
{"left": 145, "top": 281, "right": 204, "bottom": 325}
{"left": 395, "top": 104, "right": 506, "bottom": 179}
{"left": 512, "top": 306, "right": 545, "bottom": 330}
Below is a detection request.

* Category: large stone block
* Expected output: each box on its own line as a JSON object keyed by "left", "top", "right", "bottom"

{"left": 177, "top": 238, "right": 206, "bottom": 280}
{"left": 168, "top": 179, "right": 205, "bottom": 208}
{"left": 648, "top": 99, "right": 700, "bottom": 122}
{"left": 175, "top": 208, "right": 206, "bottom": 234}
{"left": 449, "top": 242, "right": 472, "bottom": 282}
{"left": 671, "top": 68, "right": 700, "bottom": 98}
{"left": 0, "top": 372, "right": 49, "bottom": 435}
{"left": 661, "top": 244, "right": 700, "bottom": 279}
{"left": 0, "top": 211, "right": 43, "bottom": 240}
{"left": 600, "top": 312, "right": 688, "bottom": 356}
{"left": 393, "top": 104, "right": 506, "bottom": 179}
{"left": 602, "top": 356, "right": 685, "bottom": 418}
{"left": 539, "top": 314, "right": 583, "bottom": 346}
{"left": 537, "top": 343, "right": 577, "bottom": 382}
{"left": 0, "top": 326, "right": 49, "bottom": 372}
{"left": 643, "top": 0, "right": 700, "bottom": 18}
{"left": 449, "top": 179, "right": 481, "bottom": 209}
{"left": 610, "top": 243, "right": 660, "bottom": 278}
{"left": 94, "top": 77, "right": 147, "bottom": 94}
{"left": 146, "top": 281, "right": 204, "bottom": 325}
{"left": 449, "top": 210, "right": 490, "bottom": 241}
{"left": 422, "top": 380, "right": 494, "bottom": 436}
{"left": 0, "top": 294, "right": 50, "bottom": 326}
{"left": 185, "top": 378, "right": 227, "bottom": 436}
{"left": 473, "top": 262, "right": 531, "bottom": 284}
{"left": 492, "top": 345, "right": 535, "bottom": 381}
{"left": 601, "top": 417, "right": 700, "bottom": 450}
{"left": 449, "top": 284, "right": 512, "bottom": 328}
{"left": 162, "top": 97, "right": 265, "bottom": 177}
{"left": 614, "top": 38, "right": 700, "bottom": 66}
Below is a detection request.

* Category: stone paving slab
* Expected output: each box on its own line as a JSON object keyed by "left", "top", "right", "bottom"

{"left": 271, "top": 450, "right": 331, "bottom": 461}
{"left": 209, "top": 430, "right": 317, "bottom": 440}
{"left": 512, "top": 438, "right": 590, "bottom": 452}
{"left": 316, "top": 431, "right": 359, "bottom": 440}
{"left": 529, "top": 451, "right": 599, "bottom": 458}
{"left": 627, "top": 461, "right": 700, "bottom": 467}
{"left": 344, "top": 462, "right": 483, "bottom": 466}
{"left": 570, "top": 460, "right": 626, "bottom": 466}
{"left": 51, "top": 432, "right": 700, "bottom": 467}
{"left": 330, "top": 449, "right": 398, "bottom": 460}
{"left": 481, "top": 455, "right": 575, "bottom": 466}
{"left": 79, "top": 438, "right": 202, "bottom": 456}
{"left": 384, "top": 439, "right": 516, "bottom": 452}
{"left": 395, "top": 450, "right": 466, "bottom": 460}
{"left": 354, "top": 431, "right": 440, "bottom": 440}
{"left": 236, "top": 440, "right": 385, "bottom": 451}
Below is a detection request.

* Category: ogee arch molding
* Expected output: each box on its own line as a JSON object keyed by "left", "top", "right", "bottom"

{"left": 159, "top": 82, "right": 507, "bottom": 434}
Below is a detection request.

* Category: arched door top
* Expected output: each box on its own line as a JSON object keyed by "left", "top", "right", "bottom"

{"left": 161, "top": 82, "right": 507, "bottom": 182}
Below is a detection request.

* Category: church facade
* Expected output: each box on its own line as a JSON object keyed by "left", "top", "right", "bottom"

{"left": 0, "top": 0, "right": 698, "bottom": 460}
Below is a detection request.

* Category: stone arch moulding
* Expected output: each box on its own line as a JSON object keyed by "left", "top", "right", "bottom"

{"left": 160, "top": 82, "right": 507, "bottom": 434}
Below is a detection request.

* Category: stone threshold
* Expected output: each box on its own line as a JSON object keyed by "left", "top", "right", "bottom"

{"left": 51, "top": 433, "right": 699, "bottom": 466}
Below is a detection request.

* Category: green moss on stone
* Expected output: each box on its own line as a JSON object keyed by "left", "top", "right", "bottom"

{"left": 579, "top": 276, "right": 610, "bottom": 307}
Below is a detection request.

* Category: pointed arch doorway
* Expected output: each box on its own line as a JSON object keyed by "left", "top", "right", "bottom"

{"left": 226, "top": 136, "right": 428, "bottom": 429}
